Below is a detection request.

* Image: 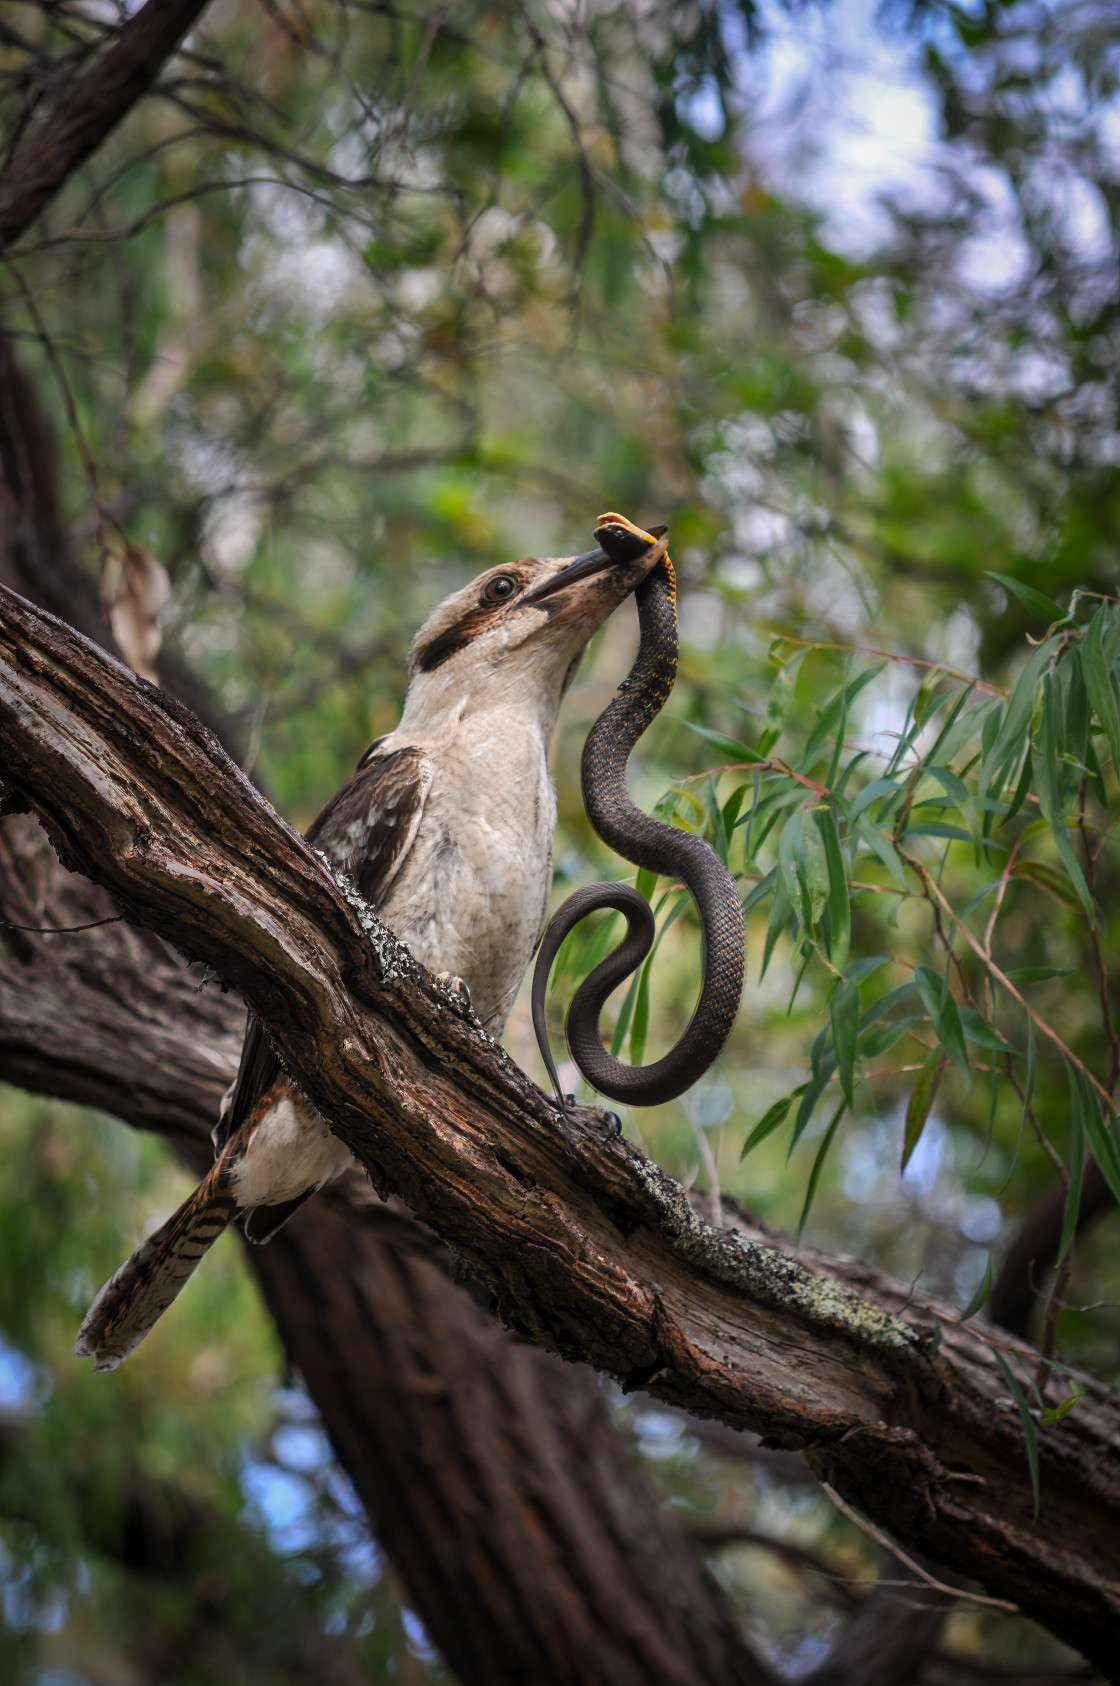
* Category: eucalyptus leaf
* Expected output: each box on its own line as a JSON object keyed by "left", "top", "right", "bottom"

{"left": 740, "top": 1095, "right": 795, "bottom": 1160}
{"left": 859, "top": 1016, "right": 920, "bottom": 1058}
{"left": 1032, "top": 671, "right": 1093, "bottom": 920}
{"left": 902, "top": 1050, "right": 946, "bottom": 1171}
{"left": 1083, "top": 606, "right": 1120, "bottom": 772}
{"left": 682, "top": 720, "right": 759, "bottom": 764}
{"left": 914, "top": 965, "right": 972, "bottom": 1090}
{"left": 850, "top": 777, "right": 903, "bottom": 823}
{"left": 985, "top": 639, "right": 1052, "bottom": 786}
{"left": 985, "top": 570, "right": 1066, "bottom": 623}
{"left": 993, "top": 1352, "right": 1041, "bottom": 1520}
{"left": 798, "top": 1102, "right": 847, "bottom": 1238}
{"left": 856, "top": 816, "right": 909, "bottom": 891}
{"left": 817, "top": 805, "right": 850, "bottom": 967}
{"left": 1004, "top": 966, "right": 1076, "bottom": 984}
{"left": 830, "top": 980, "right": 860, "bottom": 1107}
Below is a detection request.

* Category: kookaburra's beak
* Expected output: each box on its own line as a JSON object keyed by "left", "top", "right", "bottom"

{"left": 523, "top": 521, "right": 669, "bottom": 604}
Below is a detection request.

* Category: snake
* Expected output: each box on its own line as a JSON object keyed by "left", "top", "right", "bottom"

{"left": 531, "top": 513, "right": 746, "bottom": 1108}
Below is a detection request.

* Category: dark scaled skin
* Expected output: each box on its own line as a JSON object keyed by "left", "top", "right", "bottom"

{"left": 532, "top": 514, "right": 746, "bottom": 1109}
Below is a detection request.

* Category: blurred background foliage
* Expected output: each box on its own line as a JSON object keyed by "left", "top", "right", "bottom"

{"left": 1, "top": 0, "right": 1119, "bottom": 1677}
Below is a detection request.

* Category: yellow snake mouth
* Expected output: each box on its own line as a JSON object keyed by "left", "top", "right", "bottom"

{"left": 596, "top": 511, "right": 663, "bottom": 540}
{"left": 596, "top": 513, "right": 675, "bottom": 596}
{"left": 524, "top": 513, "right": 668, "bottom": 603}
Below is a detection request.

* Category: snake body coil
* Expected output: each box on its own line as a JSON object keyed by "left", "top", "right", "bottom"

{"left": 532, "top": 516, "right": 746, "bottom": 1107}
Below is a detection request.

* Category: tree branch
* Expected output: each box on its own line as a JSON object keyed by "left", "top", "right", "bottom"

{"left": 1, "top": 584, "right": 1119, "bottom": 1668}
{"left": 0, "top": 810, "right": 769, "bottom": 1686}
{"left": 0, "top": 0, "right": 214, "bottom": 248}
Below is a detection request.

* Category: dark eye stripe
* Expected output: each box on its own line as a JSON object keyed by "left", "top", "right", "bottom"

{"left": 413, "top": 603, "right": 499, "bottom": 673}
{"left": 413, "top": 569, "right": 528, "bottom": 673}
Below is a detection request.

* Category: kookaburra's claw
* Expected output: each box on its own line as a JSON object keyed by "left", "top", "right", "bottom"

{"left": 435, "top": 972, "right": 472, "bottom": 1010}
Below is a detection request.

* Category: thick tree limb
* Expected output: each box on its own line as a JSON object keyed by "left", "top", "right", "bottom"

{"left": 0, "top": 811, "right": 770, "bottom": 1686}
{"left": 2, "top": 807, "right": 974, "bottom": 1686}
{"left": 0, "top": 0, "right": 213, "bottom": 248}
{"left": 1, "top": 586, "right": 1119, "bottom": 1669}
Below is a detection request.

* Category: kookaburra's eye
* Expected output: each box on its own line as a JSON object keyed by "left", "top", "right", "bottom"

{"left": 483, "top": 574, "right": 517, "bottom": 603}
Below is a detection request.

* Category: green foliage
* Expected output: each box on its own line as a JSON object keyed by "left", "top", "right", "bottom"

{"left": 587, "top": 598, "right": 1120, "bottom": 1283}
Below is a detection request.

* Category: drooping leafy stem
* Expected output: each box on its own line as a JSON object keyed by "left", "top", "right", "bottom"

{"left": 551, "top": 592, "right": 1120, "bottom": 1383}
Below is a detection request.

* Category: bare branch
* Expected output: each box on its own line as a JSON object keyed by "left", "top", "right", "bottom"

{"left": 0, "top": 0, "right": 213, "bottom": 248}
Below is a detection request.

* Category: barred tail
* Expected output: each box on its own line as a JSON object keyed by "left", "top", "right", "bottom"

{"left": 74, "top": 1164, "right": 238, "bottom": 1372}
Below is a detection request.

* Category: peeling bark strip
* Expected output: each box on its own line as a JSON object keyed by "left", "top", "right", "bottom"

{"left": 1, "top": 585, "right": 1119, "bottom": 1669}
{"left": 0, "top": 0, "right": 213, "bottom": 247}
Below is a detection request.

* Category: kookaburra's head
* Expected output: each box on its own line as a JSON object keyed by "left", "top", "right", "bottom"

{"left": 400, "top": 521, "right": 668, "bottom": 733}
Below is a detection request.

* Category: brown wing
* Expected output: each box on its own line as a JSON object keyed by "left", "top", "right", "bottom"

{"left": 305, "top": 743, "right": 432, "bottom": 904}
{"left": 214, "top": 744, "right": 432, "bottom": 1151}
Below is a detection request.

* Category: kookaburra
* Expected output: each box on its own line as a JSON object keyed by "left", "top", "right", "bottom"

{"left": 75, "top": 527, "right": 666, "bottom": 1370}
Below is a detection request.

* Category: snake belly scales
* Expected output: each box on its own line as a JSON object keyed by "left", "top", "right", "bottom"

{"left": 531, "top": 515, "right": 746, "bottom": 1107}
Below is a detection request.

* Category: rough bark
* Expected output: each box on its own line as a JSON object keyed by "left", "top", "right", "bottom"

{"left": 0, "top": 0, "right": 213, "bottom": 248}
{"left": 1, "top": 588, "right": 1118, "bottom": 1671}
{"left": 0, "top": 809, "right": 770, "bottom": 1686}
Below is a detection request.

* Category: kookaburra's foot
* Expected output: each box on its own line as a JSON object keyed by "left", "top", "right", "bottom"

{"left": 435, "top": 972, "right": 472, "bottom": 1011}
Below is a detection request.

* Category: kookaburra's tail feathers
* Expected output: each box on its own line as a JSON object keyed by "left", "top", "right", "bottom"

{"left": 74, "top": 1161, "right": 238, "bottom": 1372}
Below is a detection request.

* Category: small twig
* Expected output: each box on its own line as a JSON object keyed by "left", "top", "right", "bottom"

{"left": 676, "top": 757, "right": 831, "bottom": 797}
{"left": 1004, "top": 1061, "right": 1069, "bottom": 1184}
{"left": 820, "top": 1483, "right": 1019, "bottom": 1612}
{"left": 984, "top": 840, "right": 1022, "bottom": 956}
{"left": 1, "top": 915, "right": 123, "bottom": 934}
{"left": 772, "top": 636, "right": 1007, "bottom": 698}
{"left": 900, "top": 847, "right": 1115, "bottom": 1110}
{"left": 396, "top": 0, "right": 453, "bottom": 135}
{"left": 1025, "top": 1260, "right": 1120, "bottom": 1316}
{"left": 3, "top": 252, "right": 107, "bottom": 519}
{"left": 516, "top": 6, "right": 594, "bottom": 306}
{"left": 683, "top": 1521, "right": 861, "bottom": 1606}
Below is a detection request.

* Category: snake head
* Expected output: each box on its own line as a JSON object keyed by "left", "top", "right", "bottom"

{"left": 595, "top": 513, "right": 668, "bottom": 565}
